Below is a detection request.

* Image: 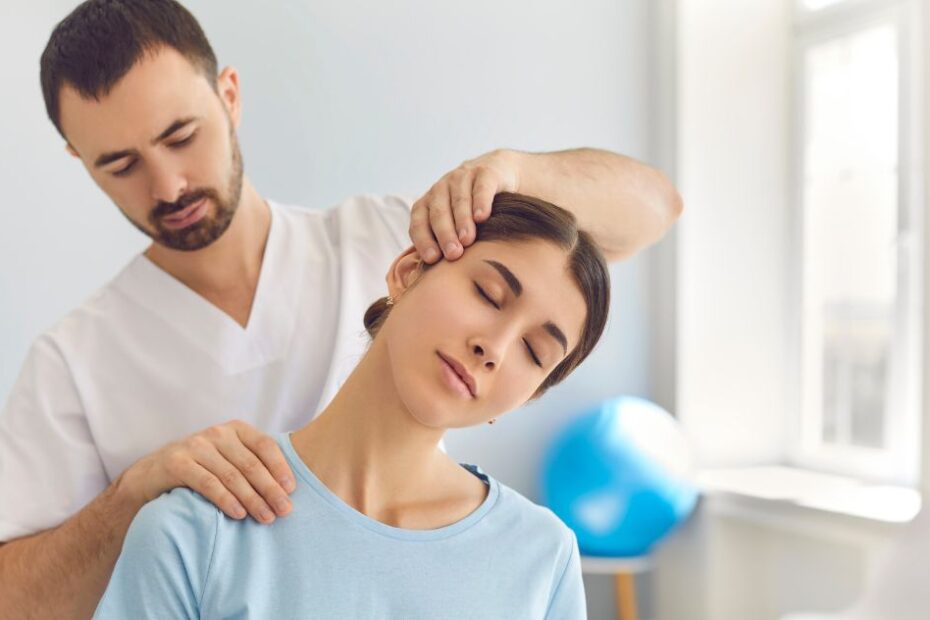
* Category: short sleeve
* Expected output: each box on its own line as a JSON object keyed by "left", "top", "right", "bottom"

{"left": 545, "top": 532, "right": 587, "bottom": 619}
{"left": 93, "top": 488, "right": 218, "bottom": 620}
{"left": 0, "top": 335, "right": 109, "bottom": 541}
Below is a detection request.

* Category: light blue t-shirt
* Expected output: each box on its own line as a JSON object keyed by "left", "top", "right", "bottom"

{"left": 94, "top": 432, "right": 586, "bottom": 619}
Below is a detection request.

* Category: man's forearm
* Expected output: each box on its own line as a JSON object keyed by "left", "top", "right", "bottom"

{"left": 508, "top": 148, "right": 683, "bottom": 261}
{"left": 0, "top": 471, "right": 146, "bottom": 620}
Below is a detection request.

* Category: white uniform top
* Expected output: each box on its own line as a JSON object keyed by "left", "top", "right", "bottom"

{"left": 0, "top": 195, "right": 410, "bottom": 542}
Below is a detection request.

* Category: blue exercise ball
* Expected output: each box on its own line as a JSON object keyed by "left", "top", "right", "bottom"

{"left": 541, "top": 396, "right": 699, "bottom": 557}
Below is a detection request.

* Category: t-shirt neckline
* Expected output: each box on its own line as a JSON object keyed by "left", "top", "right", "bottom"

{"left": 279, "top": 431, "right": 500, "bottom": 542}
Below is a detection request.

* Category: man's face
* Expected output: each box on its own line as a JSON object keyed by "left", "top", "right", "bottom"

{"left": 59, "top": 46, "right": 243, "bottom": 252}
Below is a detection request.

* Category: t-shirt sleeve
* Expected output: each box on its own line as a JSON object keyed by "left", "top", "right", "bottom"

{"left": 93, "top": 488, "right": 218, "bottom": 620}
{"left": 545, "top": 532, "right": 587, "bottom": 620}
{"left": 0, "top": 335, "right": 109, "bottom": 542}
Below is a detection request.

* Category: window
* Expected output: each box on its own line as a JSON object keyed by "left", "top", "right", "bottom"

{"left": 792, "top": 0, "right": 924, "bottom": 483}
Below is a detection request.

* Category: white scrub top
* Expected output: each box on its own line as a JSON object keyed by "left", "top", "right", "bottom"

{"left": 0, "top": 195, "right": 410, "bottom": 542}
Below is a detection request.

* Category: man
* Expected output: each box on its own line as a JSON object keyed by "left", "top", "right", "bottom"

{"left": 0, "top": 1, "right": 682, "bottom": 618}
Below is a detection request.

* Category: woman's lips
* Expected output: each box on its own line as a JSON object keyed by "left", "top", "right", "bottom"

{"left": 162, "top": 198, "right": 208, "bottom": 230}
{"left": 437, "top": 353, "right": 476, "bottom": 400}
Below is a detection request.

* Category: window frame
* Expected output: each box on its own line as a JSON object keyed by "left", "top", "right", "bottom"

{"left": 788, "top": 0, "right": 925, "bottom": 484}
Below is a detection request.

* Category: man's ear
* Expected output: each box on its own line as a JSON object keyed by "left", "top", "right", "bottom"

{"left": 386, "top": 246, "right": 424, "bottom": 301}
{"left": 216, "top": 66, "right": 241, "bottom": 128}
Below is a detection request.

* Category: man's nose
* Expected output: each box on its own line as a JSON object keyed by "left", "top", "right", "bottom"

{"left": 148, "top": 160, "right": 188, "bottom": 204}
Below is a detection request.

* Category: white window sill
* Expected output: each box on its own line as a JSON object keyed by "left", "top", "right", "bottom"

{"left": 697, "top": 466, "right": 921, "bottom": 542}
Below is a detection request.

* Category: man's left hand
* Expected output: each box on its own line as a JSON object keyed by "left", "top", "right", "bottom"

{"left": 409, "top": 149, "right": 520, "bottom": 263}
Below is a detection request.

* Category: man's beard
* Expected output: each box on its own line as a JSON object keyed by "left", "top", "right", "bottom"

{"left": 130, "top": 125, "right": 244, "bottom": 252}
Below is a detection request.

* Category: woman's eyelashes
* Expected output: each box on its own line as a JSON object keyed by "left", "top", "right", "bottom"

{"left": 474, "top": 282, "right": 500, "bottom": 310}
{"left": 111, "top": 132, "right": 198, "bottom": 178}
{"left": 473, "top": 282, "right": 543, "bottom": 368}
{"left": 523, "top": 338, "right": 543, "bottom": 367}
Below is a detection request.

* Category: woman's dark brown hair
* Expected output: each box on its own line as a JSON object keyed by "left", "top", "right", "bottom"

{"left": 364, "top": 192, "right": 611, "bottom": 399}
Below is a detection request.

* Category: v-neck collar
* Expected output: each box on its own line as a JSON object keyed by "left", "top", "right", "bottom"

{"left": 113, "top": 201, "right": 302, "bottom": 374}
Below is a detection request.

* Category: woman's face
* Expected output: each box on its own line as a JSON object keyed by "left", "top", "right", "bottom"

{"left": 382, "top": 238, "right": 588, "bottom": 429}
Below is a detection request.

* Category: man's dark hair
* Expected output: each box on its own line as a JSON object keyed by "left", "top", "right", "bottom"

{"left": 40, "top": 0, "right": 218, "bottom": 138}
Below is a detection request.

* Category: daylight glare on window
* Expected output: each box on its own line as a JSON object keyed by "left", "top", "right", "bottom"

{"left": 801, "top": 24, "right": 899, "bottom": 450}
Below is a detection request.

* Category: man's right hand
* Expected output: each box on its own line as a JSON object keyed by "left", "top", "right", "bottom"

{"left": 121, "top": 420, "right": 295, "bottom": 523}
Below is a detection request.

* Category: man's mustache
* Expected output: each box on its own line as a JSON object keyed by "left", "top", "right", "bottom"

{"left": 151, "top": 189, "right": 218, "bottom": 221}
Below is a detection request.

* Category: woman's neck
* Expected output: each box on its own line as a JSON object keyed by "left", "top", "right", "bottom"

{"left": 289, "top": 340, "right": 487, "bottom": 528}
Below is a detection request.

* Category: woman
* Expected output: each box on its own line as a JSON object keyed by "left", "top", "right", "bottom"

{"left": 93, "top": 193, "right": 611, "bottom": 619}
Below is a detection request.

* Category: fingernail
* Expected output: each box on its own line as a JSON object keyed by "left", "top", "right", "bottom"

{"left": 445, "top": 242, "right": 460, "bottom": 255}
{"left": 458, "top": 228, "right": 468, "bottom": 241}
{"left": 424, "top": 248, "right": 438, "bottom": 262}
{"left": 279, "top": 475, "right": 294, "bottom": 491}
{"left": 274, "top": 499, "right": 292, "bottom": 515}
{"left": 259, "top": 507, "right": 275, "bottom": 522}
{"left": 233, "top": 505, "right": 247, "bottom": 519}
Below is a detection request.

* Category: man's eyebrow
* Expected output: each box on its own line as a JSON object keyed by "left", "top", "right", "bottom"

{"left": 93, "top": 149, "right": 135, "bottom": 169}
{"left": 152, "top": 116, "right": 199, "bottom": 144}
{"left": 484, "top": 260, "right": 523, "bottom": 297}
{"left": 93, "top": 116, "right": 200, "bottom": 168}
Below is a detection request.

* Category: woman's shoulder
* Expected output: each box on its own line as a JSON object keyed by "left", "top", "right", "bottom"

{"left": 128, "top": 487, "right": 220, "bottom": 546}
{"left": 477, "top": 470, "right": 577, "bottom": 550}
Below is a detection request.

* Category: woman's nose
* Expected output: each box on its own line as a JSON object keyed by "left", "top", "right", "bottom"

{"left": 472, "top": 343, "right": 498, "bottom": 371}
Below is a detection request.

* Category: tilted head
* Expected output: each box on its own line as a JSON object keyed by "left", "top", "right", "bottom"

{"left": 365, "top": 193, "right": 611, "bottom": 428}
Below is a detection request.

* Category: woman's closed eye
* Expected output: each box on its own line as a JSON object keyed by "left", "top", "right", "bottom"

{"left": 523, "top": 338, "right": 542, "bottom": 367}
{"left": 474, "top": 282, "right": 500, "bottom": 310}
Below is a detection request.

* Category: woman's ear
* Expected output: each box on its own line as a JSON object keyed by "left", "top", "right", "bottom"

{"left": 385, "top": 246, "right": 424, "bottom": 300}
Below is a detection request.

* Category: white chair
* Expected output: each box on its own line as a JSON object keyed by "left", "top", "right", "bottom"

{"left": 782, "top": 507, "right": 929, "bottom": 620}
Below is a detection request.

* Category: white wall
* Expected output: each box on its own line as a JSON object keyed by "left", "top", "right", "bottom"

{"left": 922, "top": 0, "right": 930, "bottom": 501}
{"left": 1, "top": 2, "right": 661, "bottom": 617}
{"left": 675, "top": 0, "right": 791, "bottom": 467}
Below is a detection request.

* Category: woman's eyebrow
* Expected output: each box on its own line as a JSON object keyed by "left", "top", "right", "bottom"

{"left": 544, "top": 322, "right": 568, "bottom": 355}
{"left": 483, "top": 260, "right": 523, "bottom": 296}
{"left": 483, "top": 259, "right": 568, "bottom": 355}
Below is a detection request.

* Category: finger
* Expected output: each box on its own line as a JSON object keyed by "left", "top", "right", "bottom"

{"left": 194, "top": 442, "right": 280, "bottom": 524}
{"left": 449, "top": 171, "right": 476, "bottom": 246}
{"left": 408, "top": 198, "right": 441, "bottom": 263}
{"left": 216, "top": 435, "right": 291, "bottom": 517}
{"left": 471, "top": 169, "right": 497, "bottom": 223}
{"left": 235, "top": 425, "right": 297, "bottom": 507}
{"left": 427, "top": 184, "right": 463, "bottom": 260}
{"left": 177, "top": 458, "right": 249, "bottom": 521}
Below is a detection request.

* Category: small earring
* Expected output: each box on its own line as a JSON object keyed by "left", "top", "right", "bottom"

{"left": 385, "top": 296, "right": 395, "bottom": 306}
{"left": 488, "top": 418, "right": 496, "bottom": 425}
